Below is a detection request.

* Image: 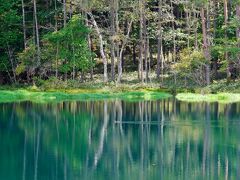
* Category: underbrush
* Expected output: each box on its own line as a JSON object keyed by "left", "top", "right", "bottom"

{"left": 206, "top": 79, "right": 240, "bottom": 93}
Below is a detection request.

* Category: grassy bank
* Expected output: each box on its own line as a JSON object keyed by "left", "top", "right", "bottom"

{"left": 176, "top": 93, "right": 240, "bottom": 103}
{"left": 0, "top": 89, "right": 172, "bottom": 103}
{"left": 1, "top": 88, "right": 240, "bottom": 104}
{"left": 1, "top": 73, "right": 240, "bottom": 103}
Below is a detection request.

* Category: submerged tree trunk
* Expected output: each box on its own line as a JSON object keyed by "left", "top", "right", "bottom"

{"left": 94, "top": 101, "right": 109, "bottom": 167}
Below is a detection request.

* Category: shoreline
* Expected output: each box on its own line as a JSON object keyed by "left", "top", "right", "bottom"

{"left": 0, "top": 88, "right": 240, "bottom": 103}
{"left": 0, "top": 89, "right": 172, "bottom": 103}
{"left": 176, "top": 93, "right": 240, "bottom": 104}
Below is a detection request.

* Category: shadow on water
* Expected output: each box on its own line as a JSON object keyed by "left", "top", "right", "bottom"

{"left": 0, "top": 98, "right": 240, "bottom": 179}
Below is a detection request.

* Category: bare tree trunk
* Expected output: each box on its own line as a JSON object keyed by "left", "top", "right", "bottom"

{"left": 236, "top": 4, "right": 240, "bottom": 77}
{"left": 186, "top": 6, "right": 191, "bottom": 49}
{"left": 71, "top": 31, "right": 76, "bottom": 80}
{"left": 85, "top": 12, "right": 94, "bottom": 81}
{"left": 139, "top": 0, "right": 144, "bottom": 83}
{"left": 110, "top": 0, "right": 116, "bottom": 81}
{"left": 171, "top": 0, "right": 176, "bottom": 63}
{"left": 133, "top": 41, "right": 136, "bottom": 64}
{"left": 148, "top": 39, "right": 152, "bottom": 82}
{"left": 63, "top": 0, "right": 67, "bottom": 80}
{"left": 117, "top": 20, "right": 133, "bottom": 83}
{"left": 21, "top": 0, "right": 27, "bottom": 49}
{"left": 157, "top": 0, "right": 162, "bottom": 79}
{"left": 54, "top": 0, "right": 58, "bottom": 31}
{"left": 200, "top": 7, "right": 211, "bottom": 85}
{"left": 55, "top": 42, "right": 59, "bottom": 78}
{"left": 7, "top": 44, "right": 17, "bottom": 83}
{"left": 69, "top": 0, "right": 73, "bottom": 18}
{"left": 33, "top": 0, "right": 41, "bottom": 67}
{"left": 63, "top": 0, "right": 67, "bottom": 27}
{"left": 224, "top": 0, "right": 231, "bottom": 81}
{"left": 143, "top": 0, "right": 148, "bottom": 83}
{"left": 88, "top": 13, "right": 108, "bottom": 83}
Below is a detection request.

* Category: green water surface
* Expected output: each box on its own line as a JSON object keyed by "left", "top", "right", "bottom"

{"left": 0, "top": 99, "right": 240, "bottom": 179}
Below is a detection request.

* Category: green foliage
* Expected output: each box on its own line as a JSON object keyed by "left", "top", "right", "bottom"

{"left": 0, "top": 0, "right": 21, "bottom": 73}
{"left": 0, "top": 0, "right": 21, "bottom": 47}
{"left": 17, "top": 44, "right": 37, "bottom": 74}
{"left": 16, "top": 15, "right": 94, "bottom": 78}
{"left": 43, "top": 15, "right": 94, "bottom": 74}
{"left": 172, "top": 49, "right": 207, "bottom": 86}
{"left": 206, "top": 79, "right": 240, "bottom": 93}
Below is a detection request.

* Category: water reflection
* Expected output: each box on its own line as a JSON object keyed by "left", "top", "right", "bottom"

{"left": 0, "top": 99, "right": 240, "bottom": 179}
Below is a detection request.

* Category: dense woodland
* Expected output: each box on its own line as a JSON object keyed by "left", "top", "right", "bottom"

{"left": 1, "top": 0, "right": 240, "bottom": 88}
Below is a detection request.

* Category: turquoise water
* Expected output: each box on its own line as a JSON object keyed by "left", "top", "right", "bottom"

{"left": 0, "top": 99, "right": 240, "bottom": 179}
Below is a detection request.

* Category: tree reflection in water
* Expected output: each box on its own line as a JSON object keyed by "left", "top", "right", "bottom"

{"left": 0, "top": 99, "right": 240, "bottom": 179}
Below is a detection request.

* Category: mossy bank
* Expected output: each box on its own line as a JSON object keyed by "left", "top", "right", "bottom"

{"left": 176, "top": 93, "right": 240, "bottom": 103}
{"left": 0, "top": 89, "right": 172, "bottom": 103}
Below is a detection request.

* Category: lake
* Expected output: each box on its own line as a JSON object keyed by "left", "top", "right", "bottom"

{"left": 0, "top": 99, "right": 240, "bottom": 179}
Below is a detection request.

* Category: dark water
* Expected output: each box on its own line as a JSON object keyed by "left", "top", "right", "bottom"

{"left": 0, "top": 99, "right": 240, "bottom": 180}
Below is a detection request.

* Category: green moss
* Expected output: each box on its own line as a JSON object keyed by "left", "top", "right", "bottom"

{"left": 0, "top": 89, "right": 172, "bottom": 103}
{"left": 176, "top": 93, "right": 240, "bottom": 103}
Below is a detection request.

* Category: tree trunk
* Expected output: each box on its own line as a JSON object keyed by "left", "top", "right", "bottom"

{"left": 224, "top": 0, "right": 231, "bottom": 81}
{"left": 200, "top": 7, "right": 210, "bottom": 85}
{"left": 89, "top": 36, "right": 94, "bottom": 80}
{"left": 70, "top": 0, "right": 73, "bottom": 18}
{"left": 63, "top": 0, "right": 67, "bottom": 27}
{"left": 7, "top": 44, "right": 17, "bottom": 83}
{"left": 110, "top": 0, "right": 116, "bottom": 81}
{"left": 171, "top": 0, "right": 176, "bottom": 63}
{"left": 54, "top": 0, "right": 58, "bottom": 31}
{"left": 85, "top": 12, "right": 94, "bottom": 81}
{"left": 55, "top": 42, "right": 59, "bottom": 78}
{"left": 236, "top": 4, "right": 240, "bottom": 77}
{"left": 139, "top": 0, "right": 144, "bottom": 83}
{"left": 33, "top": 0, "right": 41, "bottom": 67}
{"left": 143, "top": 0, "right": 148, "bottom": 83}
{"left": 157, "top": 0, "right": 162, "bottom": 79}
{"left": 133, "top": 42, "right": 136, "bottom": 65}
{"left": 117, "top": 20, "right": 133, "bottom": 83}
{"left": 21, "top": 0, "right": 27, "bottom": 49}
{"left": 89, "top": 13, "right": 108, "bottom": 83}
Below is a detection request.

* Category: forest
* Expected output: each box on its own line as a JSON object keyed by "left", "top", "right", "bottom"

{"left": 1, "top": 0, "right": 240, "bottom": 92}
{"left": 1, "top": 1, "right": 240, "bottom": 179}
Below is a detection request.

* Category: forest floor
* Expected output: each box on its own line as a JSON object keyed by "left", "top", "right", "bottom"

{"left": 1, "top": 72, "right": 240, "bottom": 103}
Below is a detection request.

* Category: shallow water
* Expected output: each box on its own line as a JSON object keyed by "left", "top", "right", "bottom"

{"left": 0, "top": 99, "right": 240, "bottom": 179}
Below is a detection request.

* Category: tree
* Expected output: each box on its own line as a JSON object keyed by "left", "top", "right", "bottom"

{"left": 200, "top": 2, "right": 211, "bottom": 85}
{"left": 0, "top": 0, "right": 21, "bottom": 83}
